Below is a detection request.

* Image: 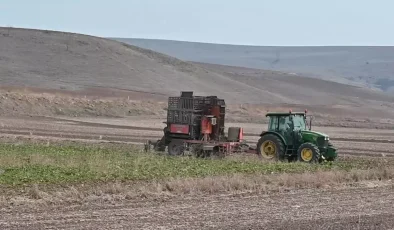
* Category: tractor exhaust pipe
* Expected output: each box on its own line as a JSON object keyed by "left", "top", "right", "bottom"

{"left": 305, "top": 109, "right": 312, "bottom": 131}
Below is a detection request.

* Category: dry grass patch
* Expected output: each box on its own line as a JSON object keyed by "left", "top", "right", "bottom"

{"left": 0, "top": 142, "right": 394, "bottom": 207}
{"left": 2, "top": 167, "right": 393, "bottom": 208}
{"left": 0, "top": 90, "right": 167, "bottom": 117}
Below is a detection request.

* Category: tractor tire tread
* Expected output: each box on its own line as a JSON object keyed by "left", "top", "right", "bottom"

{"left": 256, "top": 134, "right": 285, "bottom": 161}
{"left": 297, "top": 142, "right": 320, "bottom": 163}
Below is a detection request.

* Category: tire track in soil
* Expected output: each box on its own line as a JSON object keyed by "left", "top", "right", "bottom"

{"left": 0, "top": 127, "right": 161, "bottom": 139}
{"left": 61, "top": 119, "right": 394, "bottom": 143}
{"left": 1, "top": 186, "right": 394, "bottom": 229}
{"left": 2, "top": 129, "right": 394, "bottom": 157}
{"left": 338, "top": 147, "right": 394, "bottom": 154}
{"left": 20, "top": 116, "right": 394, "bottom": 141}
{"left": 0, "top": 129, "right": 150, "bottom": 143}
{"left": 12, "top": 116, "right": 394, "bottom": 143}
{"left": 45, "top": 116, "right": 165, "bottom": 131}
{"left": 1, "top": 128, "right": 393, "bottom": 146}
{"left": 2, "top": 117, "right": 394, "bottom": 157}
{"left": 340, "top": 151, "right": 394, "bottom": 158}
{"left": 1, "top": 124, "right": 393, "bottom": 144}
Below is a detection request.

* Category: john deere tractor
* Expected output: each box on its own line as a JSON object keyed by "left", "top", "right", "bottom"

{"left": 256, "top": 110, "right": 337, "bottom": 163}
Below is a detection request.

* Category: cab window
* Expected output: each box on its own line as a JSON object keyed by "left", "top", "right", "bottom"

{"left": 292, "top": 115, "right": 306, "bottom": 130}
{"left": 278, "top": 116, "right": 292, "bottom": 131}
{"left": 268, "top": 117, "right": 278, "bottom": 131}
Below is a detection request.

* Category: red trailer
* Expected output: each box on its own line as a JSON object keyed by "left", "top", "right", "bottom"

{"left": 144, "top": 91, "right": 256, "bottom": 158}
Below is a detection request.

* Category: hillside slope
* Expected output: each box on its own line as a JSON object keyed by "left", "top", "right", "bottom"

{"left": 0, "top": 27, "right": 393, "bottom": 106}
{"left": 115, "top": 38, "right": 394, "bottom": 94}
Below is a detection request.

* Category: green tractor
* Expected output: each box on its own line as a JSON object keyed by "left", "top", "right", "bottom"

{"left": 256, "top": 110, "right": 337, "bottom": 163}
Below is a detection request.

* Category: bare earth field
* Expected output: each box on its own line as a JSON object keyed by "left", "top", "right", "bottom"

{"left": 1, "top": 115, "right": 394, "bottom": 158}
{"left": 1, "top": 27, "right": 394, "bottom": 229}
{"left": 1, "top": 185, "right": 394, "bottom": 229}
{"left": 0, "top": 115, "right": 394, "bottom": 229}
{"left": 0, "top": 114, "right": 393, "bottom": 229}
{"left": 0, "top": 87, "right": 394, "bottom": 230}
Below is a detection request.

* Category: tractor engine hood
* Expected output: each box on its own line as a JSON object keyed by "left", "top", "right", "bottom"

{"left": 300, "top": 130, "right": 329, "bottom": 146}
{"left": 300, "top": 130, "right": 329, "bottom": 138}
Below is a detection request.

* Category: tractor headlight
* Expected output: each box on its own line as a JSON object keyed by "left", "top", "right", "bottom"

{"left": 325, "top": 136, "right": 329, "bottom": 141}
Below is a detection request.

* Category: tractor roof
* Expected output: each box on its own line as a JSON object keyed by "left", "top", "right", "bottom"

{"left": 265, "top": 112, "right": 306, "bottom": 117}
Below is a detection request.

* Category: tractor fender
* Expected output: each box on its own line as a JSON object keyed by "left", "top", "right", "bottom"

{"left": 259, "top": 131, "right": 287, "bottom": 146}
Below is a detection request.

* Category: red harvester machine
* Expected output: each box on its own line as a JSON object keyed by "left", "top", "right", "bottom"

{"left": 144, "top": 91, "right": 255, "bottom": 158}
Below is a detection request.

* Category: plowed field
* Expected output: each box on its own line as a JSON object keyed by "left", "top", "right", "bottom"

{"left": 1, "top": 116, "right": 393, "bottom": 158}
{"left": 1, "top": 185, "right": 394, "bottom": 229}
{"left": 1, "top": 115, "right": 394, "bottom": 229}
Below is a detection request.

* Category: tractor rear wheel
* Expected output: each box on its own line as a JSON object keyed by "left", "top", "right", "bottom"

{"left": 168, "top": 140, "right": 184, "bottom": 156}
{"left": 256, "top": 134, "right": 285, "bottom": 161}
{"left": 297, "top": 142, "right": 320, "bottom": 163}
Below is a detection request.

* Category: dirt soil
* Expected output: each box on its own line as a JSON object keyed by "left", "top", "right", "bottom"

{"left": 1, "top": 185, "right": 393, "bottom": 229}
{"left": 1, "top": 115, "right": 394, "bottom": 158}
{"left": 2, "top": 26, "right": 394, "bottom": 229}
{"left": 1, "top": 89, "right": 394, "bottom": 129}
{"left": 1, "top": 26, "right": 394, "bottom": 126}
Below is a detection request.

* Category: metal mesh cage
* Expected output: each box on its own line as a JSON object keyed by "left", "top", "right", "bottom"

{"left": 166, "top": 92, "right": 226, "bottom": 139}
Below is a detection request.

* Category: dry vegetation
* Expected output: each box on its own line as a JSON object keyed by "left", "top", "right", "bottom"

{"left": 4, "top": 166, "right": 394, "bottom": 210}
{"left": 2, "top": 89, "right": 394, "bottom": 130}
{"left": 0, "top": 90, "right": 167, "bottom": 117}
{"left": 1, "top": 27, "right": 394, "bottom": 228}
{"left": 0, "top": 141, "right": 393, "bottom": 209}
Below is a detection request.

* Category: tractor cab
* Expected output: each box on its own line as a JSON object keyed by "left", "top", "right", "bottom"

{"left": 257, "top": 110, "right": 337, "bottom": 163}
{"left": 265, "top": 111, "right": 309, "bottom": 148}
{"left": 267, "top": 111, "right": 309, "bottom": 132}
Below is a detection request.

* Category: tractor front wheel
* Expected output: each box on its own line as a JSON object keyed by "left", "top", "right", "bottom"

{"left": 297, "top": 142, "right": 320, "bottom": 163}
{"left": 256, "top": 134, "right": 285, "bottom": 161}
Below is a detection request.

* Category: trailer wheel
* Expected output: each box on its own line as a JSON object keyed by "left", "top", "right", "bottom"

{"left": 168, "top": 140, "right": 184, "bottom": 156}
